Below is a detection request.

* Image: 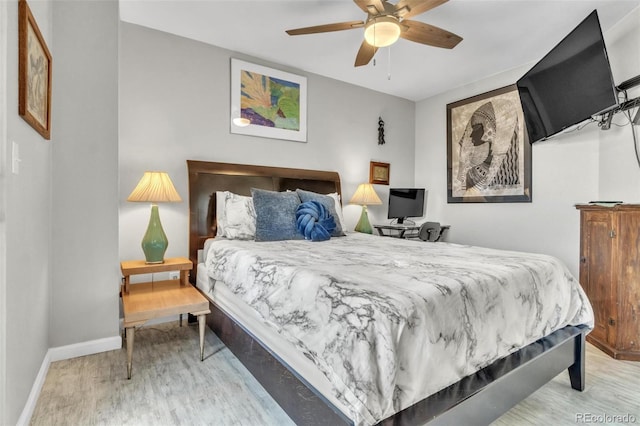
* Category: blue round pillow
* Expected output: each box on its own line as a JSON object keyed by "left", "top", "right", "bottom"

{"left": 295, "top": 201, "right": 336, "bottom": 242}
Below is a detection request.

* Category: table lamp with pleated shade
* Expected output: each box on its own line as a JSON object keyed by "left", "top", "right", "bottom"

{"left": 349, "top": 183, "right": 382, "bottom": 234}
{"left": 127, "top": 171, "right": 182, "bottom": 264}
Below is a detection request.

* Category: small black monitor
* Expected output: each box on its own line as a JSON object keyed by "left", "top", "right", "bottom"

{"left": 388, "top": 188, "right": 425, "bottom": 224}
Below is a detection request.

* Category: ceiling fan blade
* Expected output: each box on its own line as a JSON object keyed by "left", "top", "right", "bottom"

{"left": 400, "top": 19, "right": 462, "bottom": 49}
{"left": 353, "top": 0, "right": 387, "bottom": 16}
{"left": 286, "top": 21, "right": 364, "bottom": 36}
{"left": 395, "top": 0, "right": 448, "bottom": 20}
{"left": 355, "top": 41, "right": 378, "bottom": 67}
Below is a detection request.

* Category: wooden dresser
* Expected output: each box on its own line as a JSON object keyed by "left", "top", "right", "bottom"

{"left": 576, "top": 204, "right": 640, "bottom": 361}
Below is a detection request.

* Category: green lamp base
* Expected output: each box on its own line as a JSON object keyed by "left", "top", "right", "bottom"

{"left": 354, "top": 205, "right": 374, "bottom": 234}
{"left": 141, "top": 204, "right": 168, "bottom": 264}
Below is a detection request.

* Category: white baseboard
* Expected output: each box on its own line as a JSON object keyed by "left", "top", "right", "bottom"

{"left": 48, "top": 335, "right": 122, "bottom": 363}
{"left": 17, "top": 335, "right": 121, "bottom": 426}
{"left": 15, "top": 351, "right": 50, "bottom": 426}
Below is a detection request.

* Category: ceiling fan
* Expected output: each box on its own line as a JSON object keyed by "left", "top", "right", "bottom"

{"left": 285, "top": 0, "right": 463, "bottom": 67}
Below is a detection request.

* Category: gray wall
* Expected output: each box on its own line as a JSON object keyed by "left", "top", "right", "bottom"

{"left": 4, "top": 0, "right": 52, "bottom": 423}
{"left": 50, "top": 0, "right": 119, "bottom": 346}
{"left": 118, "top": 23, "right": 416, "bottom": 263}
{"left": 0, "top": 1, "right": 7, "bottom": 420}
{"left": 2, "top": 1, "right": 119, "bottom": 423}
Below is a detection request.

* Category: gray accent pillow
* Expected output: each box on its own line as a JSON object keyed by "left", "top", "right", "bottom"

{"left": 251, "top": 188, "right": 303, "bottom": 241}
{"left": 296, "top": 189, "right": 345, "bottom": 236}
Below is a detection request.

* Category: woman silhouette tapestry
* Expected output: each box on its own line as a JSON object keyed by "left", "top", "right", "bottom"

{"left": 447, "top": 85, "right": 530, "bottom": 203}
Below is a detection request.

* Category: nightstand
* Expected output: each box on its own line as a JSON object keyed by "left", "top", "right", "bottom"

{"left": 120, "top": 257, "right": 210, "bottom": 379}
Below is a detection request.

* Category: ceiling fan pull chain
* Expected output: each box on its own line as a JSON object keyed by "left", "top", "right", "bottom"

{"left": 388, "top": 47, "right": 392, "bottom": 80}
{"left": 373, "top": 18, "right": 376, "bottom": 46}
{"left": 373, "top": 20, "right": 377, "bottom": 67}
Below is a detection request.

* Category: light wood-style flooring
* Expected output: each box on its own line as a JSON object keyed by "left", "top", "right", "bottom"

{"left": 30, "top": 322, "right": 640, "bottom": 425}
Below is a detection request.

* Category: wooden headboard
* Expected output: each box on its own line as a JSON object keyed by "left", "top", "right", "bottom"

{"left": 187, "top": 160, "right": 342, "bottom": 281}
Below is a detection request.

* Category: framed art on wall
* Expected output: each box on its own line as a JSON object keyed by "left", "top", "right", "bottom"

{"left": 447, "top": 84, "right": 531, "bottom": 203}
{"left": 369, "top": 161, "right": 390, "bottom": 185}
{"left": 230, "top": 58, "right": 307, "bottom": 142}
{"left": 18, "top": 0, "right": 52, "bottom": 140}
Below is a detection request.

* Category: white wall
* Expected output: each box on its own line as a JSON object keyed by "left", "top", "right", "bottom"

{"left": 50, "top": 0, "right": 119, "bottom": 346}
{"left": 118, "top": 23, "right": 416, "bottom": 263}
{"left": 4, "top": 0, "right": 53, "bottom": 423}
{"left": 599, "top": 7, "right": 640, "bottom": 200}
{"left": 415, "top": 7, "right": 640, "bottom": 278}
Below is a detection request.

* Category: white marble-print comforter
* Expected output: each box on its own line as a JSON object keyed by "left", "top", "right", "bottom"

{"left": 205, "top": 233, "right": 594, "bottom": 425}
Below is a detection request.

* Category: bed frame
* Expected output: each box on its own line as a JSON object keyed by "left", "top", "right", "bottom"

{"left": 187, "top": 159, "right": 589, "bottom": 426}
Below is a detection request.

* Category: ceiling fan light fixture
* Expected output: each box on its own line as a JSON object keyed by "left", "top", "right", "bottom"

{"left": 364, "top": 16, "right": 401, "bottom": 48}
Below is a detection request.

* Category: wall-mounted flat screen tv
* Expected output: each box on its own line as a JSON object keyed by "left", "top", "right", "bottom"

{"left": 388, "top": 188, "right": 425, "bottom": 224}
{"left": 516, "top": 10, "right": 618, "bottom": 143}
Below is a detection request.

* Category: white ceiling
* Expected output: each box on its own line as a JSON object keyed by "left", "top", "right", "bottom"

{"left": 119, "top": 0, "right": 640, "bottom": 101}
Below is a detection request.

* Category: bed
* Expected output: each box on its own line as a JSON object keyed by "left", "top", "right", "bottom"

{"left": 187, "top": 160, "right": 593, "bottom": 426}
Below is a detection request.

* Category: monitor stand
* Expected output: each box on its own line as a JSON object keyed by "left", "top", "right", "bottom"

{"left": 395, "top": 218, "right": 415, "bottom": 226}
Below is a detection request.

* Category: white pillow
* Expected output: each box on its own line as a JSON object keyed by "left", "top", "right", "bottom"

{"left": 215, "top": 191, "right": 256, "bottom": 240}
{"left": 326, "top": 192, "right": 346, "bottom": 232}
{"left": 215, "top": 191, "right": 226, "bottom": 237}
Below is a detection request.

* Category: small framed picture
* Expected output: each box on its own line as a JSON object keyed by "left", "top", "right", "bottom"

{"left": 369, "top": 161, "right": 390, "bottom": 185}
{"left": 18, "top": 0, "right": 52, "bottom": 140}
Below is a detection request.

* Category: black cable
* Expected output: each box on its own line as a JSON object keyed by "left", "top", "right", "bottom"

{"left": 629, "top": 107, "right": 640, "bottom": 169}
{"left": 592, "top": 90, "right": 640, "bottom": 169}
{"left": 620, "top": 90, "right": 640, "bottom": 170}
{"left": 540, "top": 92, "right": 639, "bottom": 168}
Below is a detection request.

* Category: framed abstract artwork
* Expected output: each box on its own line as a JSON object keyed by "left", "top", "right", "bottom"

{"left": 230, "top": 59, "right": 307, "bottom": 142}
{"left": 369, "top": 161, "right": 390, "bottom": 185}
{"left": 446, "top": 84, "right": 531, "bottom": 203}
{"left": 18, "top": 0, "right": 52, "bottom": 140}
